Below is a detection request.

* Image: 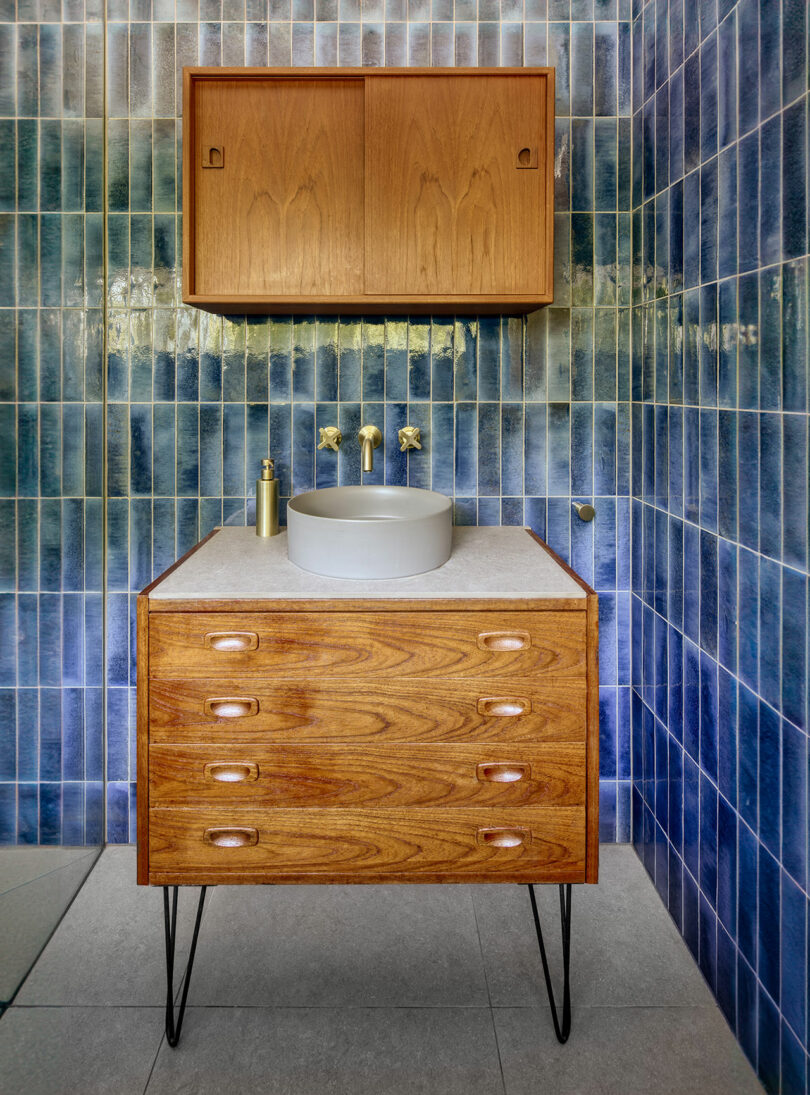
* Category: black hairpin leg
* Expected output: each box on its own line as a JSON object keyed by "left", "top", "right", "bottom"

{"left": 527, "top": 883, "right": 572, "bottom": 1044}
{"left": 163, "top": 885, "right": 207, "bottom": 1048}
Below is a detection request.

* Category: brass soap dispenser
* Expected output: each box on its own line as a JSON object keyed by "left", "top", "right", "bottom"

{"left": 255, "top": 458, "right": 279, "bottom": 537}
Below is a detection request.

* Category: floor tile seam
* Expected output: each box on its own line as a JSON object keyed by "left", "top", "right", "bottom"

{"left": 141, "top": 1021, "right": 167, "bottom": 1095}
{"left": 5, "top": 1002, "right": 505, "bottom": 1010}
{"left": 468, "top": 889, "right": 508, "bottom": 1095}
{"left": 490, "top": 1002, "right": 731, "bottom": 1011}
{"left": 4, "top": 1002, "right": 729, "bottom": 1012}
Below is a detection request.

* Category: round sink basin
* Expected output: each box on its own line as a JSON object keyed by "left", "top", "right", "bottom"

{"left": 286, "top": 486, "right": 452, "bottom": 579}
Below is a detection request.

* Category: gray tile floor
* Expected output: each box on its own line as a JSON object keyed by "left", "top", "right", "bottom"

{"left": 0, "top": 845, "right": 764, "bottom": 1095}
{"left": 0, "top": 847, "right": 100, "bottom": 1004}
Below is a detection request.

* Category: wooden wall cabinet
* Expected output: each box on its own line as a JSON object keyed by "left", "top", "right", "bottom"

{"left": 183, "top": 68, "right": 555, "bottom": 314}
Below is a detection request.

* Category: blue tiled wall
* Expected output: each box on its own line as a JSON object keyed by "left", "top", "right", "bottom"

{"left": 2, "top": 4, "right": 635, "bottom": 847}
{"left": 630, "top": 0, "right": 809, "bottom": 1089}
{"left": 101, "top": 2, "right": 636, "bottom": 844}
{"left": 0, "top": 0, "right": 106, "bottom": 845}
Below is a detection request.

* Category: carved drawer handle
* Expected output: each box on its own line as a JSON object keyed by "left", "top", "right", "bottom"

{"left": 477, "top": 631, "right": 531, "bottom": 652}
{"left": 477, "top": 827, "right": 531, "bottom": 848}
{"left": 477, "top": 696, "right": 532, "bottom": 718}
{"left": 203, "top": 827, "right": 258, "bottom": 848}
{"left": 204, "top": 631, "right": 259, "bottom": 652}
{"left": 476, "top": 762, "right": 530, "bottom": 784}
{"left": 204, "top": 697, "right": 259, "bottom": 718}
{"left": 204, "top": 762, "right": 259, "bottom": 784}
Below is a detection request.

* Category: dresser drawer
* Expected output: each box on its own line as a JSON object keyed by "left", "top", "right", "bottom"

{"left": 148, "top": 611, "right": 586, "bottom": 680}
{"left": 148, "top": 743, "right": 585, "bottom": 808}
{"left": 147, "top": 806, "right": 586, "bottom": 884}
{"left": 148, "top": 678, "right": 587, "bottom": 744}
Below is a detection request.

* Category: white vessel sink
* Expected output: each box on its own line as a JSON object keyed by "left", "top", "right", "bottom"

{"left": 286, "top": 485, "right": 452, "bottom": 579}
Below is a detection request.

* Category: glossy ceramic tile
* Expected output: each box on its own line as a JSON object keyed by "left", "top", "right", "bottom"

{"left": 631, "top": 0, "right": 810, "bottom": 1088}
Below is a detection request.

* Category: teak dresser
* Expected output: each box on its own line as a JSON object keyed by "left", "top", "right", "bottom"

{"left": 137, "top": 525, "right": 598, "bottom": 1045}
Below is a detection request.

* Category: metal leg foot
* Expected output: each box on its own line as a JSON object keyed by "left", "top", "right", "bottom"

{"left": 527, "top": 883, "right": 572, "bottom": 1044}
{"left": 163, "top": 885, "right": 207, "bottom": 1048}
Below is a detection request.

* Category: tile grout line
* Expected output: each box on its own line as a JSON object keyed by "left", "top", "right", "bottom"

{"left": 468, "top": 888, "right": 508, "bottom": 1095}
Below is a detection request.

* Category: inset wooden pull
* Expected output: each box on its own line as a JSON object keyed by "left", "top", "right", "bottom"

{"left": 477, "top": 631, "right": 531, "bottom": 652}
{"left": 204, "top": 631, "right": 259, "bottom": 652}
{"left": 477, "top": 696, "right": 532, "bottom": 717}
{"left": 516, "top": 146, "right": 538, "bottom": 169}
{"left": 204, "top": 762, "right": 259, "bottom": 784}
{"left": 204, "top": 697, "right": 259, "bottom": 718}
{"left": 477, "top": 827, "right": 531, "bottom": 848}
{"left": 203, "top": 827, "right": 258, "bottom": 847}
{"left": 202, "top": 145, "right": 224, "bottom": 168}
{"left": 476, "top": 762, "right": 530, "bottom": 784}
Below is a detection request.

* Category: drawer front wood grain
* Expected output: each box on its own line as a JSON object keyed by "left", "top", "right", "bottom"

{"left": 148, "top": 744, "right": 585, "bottom": 808}
{"left": 148, "top": 806, "right": 586, "bottom": 884}
{"left": 149, "top": 611, "right": 586, "bottom": 679}
{"left": 148, "top": 679, "right": 587, "bottom": 744}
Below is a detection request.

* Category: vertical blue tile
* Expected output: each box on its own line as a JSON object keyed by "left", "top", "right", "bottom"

{"left": 454, "top": 403, "right": 476, "bottom": 497}
{"left": 699, "top": 411, "right": 718, "bottom": 534}
{"left": 737, "top": 821, "right": 759, "bottom": 975}
{"left": 759, "top": 116, "right": 782, "bottom": 269}
{"left": 782, "top": 99, "right": 807, "bottom": 262}
{"left": 738, "top": 549, "right": 760, "bottom": 692}
{"left": 737, "top": 134, "right": 759, "bottom": 275}
{"left": 758, "top": 558, "right": 782, "bottom": 714}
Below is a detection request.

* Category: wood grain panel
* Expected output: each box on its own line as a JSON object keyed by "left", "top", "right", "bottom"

{"left": 148, "top": 806, "right": 586, "bottom": 884}
{"left": 585, "top": 592, "right": 600, "bottom": 882}
{"left": 365, "top": 75, "right": 548, "bottom": 296}
{"left": 136, "top": 595, "right": 150, "bottom": 885}
{"left": 193, "top": 78, "right": 364, "bottom": 297}
{"left": 183, "top": 293, "right": 552, "bottom": 315}
{"left": 148, "top": 611, "right": 587, "bottom": 679}
{"left": 148, "top": 678, "right": 586, "bottom": 744}
{"left": 148, "top": 744, "right": 586, "bottom": 808}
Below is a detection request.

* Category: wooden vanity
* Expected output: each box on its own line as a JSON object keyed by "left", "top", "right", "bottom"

{"left": 137, "top": 527, "right": 598, "bottom": 889}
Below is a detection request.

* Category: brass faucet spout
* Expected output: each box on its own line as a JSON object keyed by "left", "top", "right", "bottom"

{"left": 361, "top": 438, "right": 373, "bottom": 473}
{"left": 358, "top": 425, "right": 382, "bottom": 474}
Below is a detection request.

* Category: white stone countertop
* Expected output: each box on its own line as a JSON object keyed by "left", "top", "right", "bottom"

{"left": 148, "top": 526, "right": 588, "bottom": 600}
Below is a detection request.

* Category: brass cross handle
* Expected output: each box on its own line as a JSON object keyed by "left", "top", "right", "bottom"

{"left": 317, "top": 426, "right": 342, "bottom": 452}
{"left": 398, "top": 426, "right": 422, "bottom": 452}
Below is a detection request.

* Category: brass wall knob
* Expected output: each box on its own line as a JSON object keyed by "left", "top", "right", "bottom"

{"left": 317, "top": 426, "right": 342, "bottom": 452}
{"left": 398, "top": 426, "right": 422, "bottom": 451}
{"left": 573, "top": 501, "right": 595, "bottom": 522}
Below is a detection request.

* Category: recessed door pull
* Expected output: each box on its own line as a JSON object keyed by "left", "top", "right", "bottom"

{"left": 476, "top": 762, "right": 530, "bottom": 783}
{"left": 203, "top": 827, "right": 258, "bottom": 847}
{"left": 202, "top": 146, "right": 224, "bottom": 168}
{"left": 477, "top": 826, "right": 531, "bottom": 847}
{"left": 477, "top": 696, "right": 532, "bottom": 717}
{"left": 204, "top": 762, "right": 260, "bottom": 783}
{"left": 204, "top": 631, "right": 259, "bottom": 652}
{"left": 203, "top": 697, "right": 259, "bottom": 718}
{"left": 477, "top": 631, "right": 531, "bottom": 652}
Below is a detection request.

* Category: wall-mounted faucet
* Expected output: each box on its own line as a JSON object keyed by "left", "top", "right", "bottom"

{"left": 358, "top": 425, "right": 382, "bottom": 473}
